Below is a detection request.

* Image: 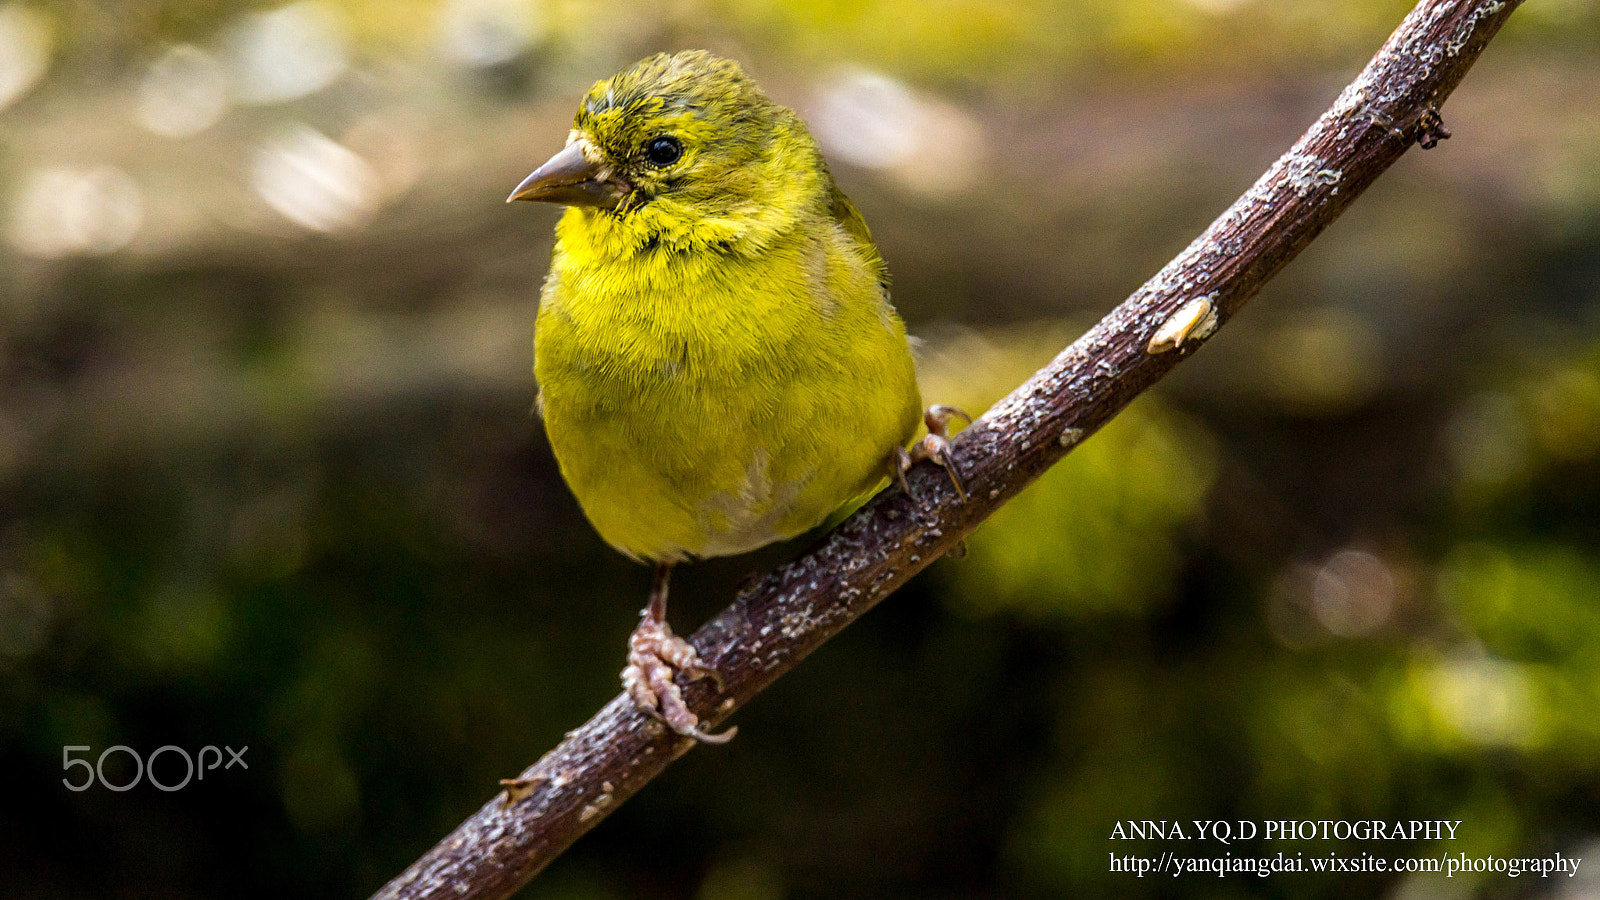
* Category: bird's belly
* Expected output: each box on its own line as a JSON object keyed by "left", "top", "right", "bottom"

{"left": 539, "top": 348, "right": 903, "bottom": 563}
{"left": 534, "top": 230, "right": 922, "bottom": 563}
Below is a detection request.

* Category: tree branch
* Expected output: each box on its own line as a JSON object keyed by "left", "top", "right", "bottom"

{"left": 371, "top": 2, "right": 1525, "bottom": 896}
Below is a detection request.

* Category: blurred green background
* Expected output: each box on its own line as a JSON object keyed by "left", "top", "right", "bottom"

{"left": 3, "top": 0, "right": 1600, "bottom": 897}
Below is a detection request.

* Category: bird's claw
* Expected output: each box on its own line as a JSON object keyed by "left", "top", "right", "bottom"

{"left": 623, "top": 613, "right": 736, "bottom": 744}
{"left": 890, "top": 404, "right": 970, "bottom": 501}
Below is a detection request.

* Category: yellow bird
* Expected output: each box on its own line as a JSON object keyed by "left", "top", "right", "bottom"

{"left": 509, "top": 51, "right": 963, "bottom": 742}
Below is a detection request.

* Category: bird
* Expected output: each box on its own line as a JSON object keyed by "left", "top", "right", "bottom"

{"left": 508, "top": 50, "right": 964, "bottom": 743}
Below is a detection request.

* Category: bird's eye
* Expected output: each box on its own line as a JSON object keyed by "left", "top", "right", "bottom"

{"left": 644, "top": 136, "right": 682, "bottom": 166}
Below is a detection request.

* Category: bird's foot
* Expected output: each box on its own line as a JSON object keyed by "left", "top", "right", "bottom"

{"left": 891, "top": 404, "right": 971, "bottom": 501}
{"left": 622, "top": 613, "right": 736, "bottom": 744}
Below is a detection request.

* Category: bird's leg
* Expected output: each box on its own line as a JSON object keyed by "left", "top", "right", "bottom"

{"left": 621, "top": 562, "right": 736, "bottom": 744}
{"left": 890, "top": 404, "right": 971, "bottom": 501}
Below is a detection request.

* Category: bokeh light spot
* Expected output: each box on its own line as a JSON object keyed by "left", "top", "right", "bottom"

{"left": 225, "top": 1, "right": 348, "bottom": 105}
{"left": 5, "top": 165, "right": 144, "bottom": 258}
{"left": 1312, "top": 549, "right": 1396, "bottom": 637}
{"left": 1424, "top": 656, "right": 1542, "bottom": 749}
{"left": 439, "top": 0, "right": 544, "bottom": 69}
{"left": 0, "top": 3, "right": 51, "bottom": 111}
{"left": 252, "top": 124, "right": 381, "bottom": 232}
{"left": 136, "top": 44, "right": 230, "bottom": 137}
{"left": 811, "top": 68, "right": 985, "bottom": 195}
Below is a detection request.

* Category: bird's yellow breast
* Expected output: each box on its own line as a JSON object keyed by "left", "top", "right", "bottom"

{"left": 534, "top": 207, "right": 920, "bottom": 562}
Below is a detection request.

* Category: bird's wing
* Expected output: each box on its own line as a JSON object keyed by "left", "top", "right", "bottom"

{"left": 828, "top": 185, "right": 874, "bottom": 246}
{"left": 828, "top": 185, "right": 890, "bottom": 292}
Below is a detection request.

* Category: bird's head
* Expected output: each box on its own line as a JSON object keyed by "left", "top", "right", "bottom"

{"left": 509, "top": 51, "right": 828, "bottom": 253}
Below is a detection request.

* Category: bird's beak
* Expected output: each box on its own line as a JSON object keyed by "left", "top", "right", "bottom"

{"left": 506, "top": 142, "right": 629, "bottom": 209}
